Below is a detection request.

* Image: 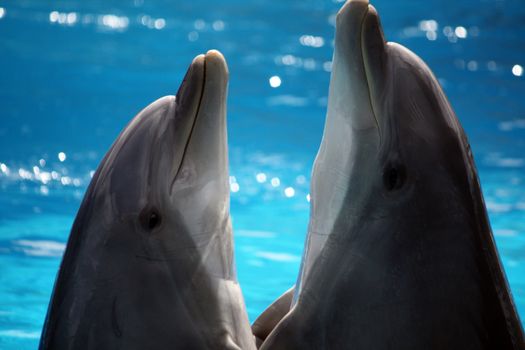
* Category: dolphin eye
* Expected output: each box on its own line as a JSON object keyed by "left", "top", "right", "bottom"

{"left": 139, "top": 207, "right": 162, "bottom": 231}
{"left": 383, "top": 163, "right": 406, "bottom": 191}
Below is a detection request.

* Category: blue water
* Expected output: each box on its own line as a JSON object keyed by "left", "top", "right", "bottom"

{"left": 0, "top": 0, "right": 524, "bottom": 348}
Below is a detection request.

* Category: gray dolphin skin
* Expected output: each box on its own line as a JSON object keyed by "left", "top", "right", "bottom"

{"left": 260, "top": 0, "right": 525, "bottom": 349}
{"left": 252, "top": 287, "right": 294, "bottom": 347}
{"left": 39, "top": 50, "right": 256, "bottom": 350}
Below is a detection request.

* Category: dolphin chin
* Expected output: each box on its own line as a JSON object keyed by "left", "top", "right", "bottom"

{"left": 260, "top": 1, "right": 524, "bottom": 349}
{"left": 39, "top": 50, "right": 255, "bottom": 350}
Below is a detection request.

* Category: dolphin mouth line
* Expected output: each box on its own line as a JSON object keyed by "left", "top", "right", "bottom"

{"left": 169, "top": 56, "right": 208, "bottom": 194}
{"left": 359, "top": 3, "right": 382, "bottom": 143}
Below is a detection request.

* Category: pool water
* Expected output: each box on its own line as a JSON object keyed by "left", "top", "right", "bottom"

{"left": 0, "top": 0, "right": 524, "bottom": 348}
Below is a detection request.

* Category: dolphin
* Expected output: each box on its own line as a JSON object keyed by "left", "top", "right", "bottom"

{"left": 39, "top": 50, "right": 256, "bottom": 350}
{"left": 259, "top": 0, "right": 525, "bottom": 349}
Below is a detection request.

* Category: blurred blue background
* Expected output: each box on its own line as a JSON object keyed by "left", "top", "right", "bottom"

{"left": 0, "top": 0, "right": 524, "bottom": 348}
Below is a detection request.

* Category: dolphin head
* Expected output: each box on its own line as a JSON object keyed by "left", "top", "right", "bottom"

{"left": 297, "top": 0, "right": 479, "bottom": 296}
{"left": 309, "top": 0, "right": 480, "bottom": 243}
{"left": 345, "top": 0, "right": 483, "bottom": 226}
{"left": 40, "top": 51, "right": 255, "bottom": 349}
{"left": 88, "top": 50, "right": 232, "bottom": 276}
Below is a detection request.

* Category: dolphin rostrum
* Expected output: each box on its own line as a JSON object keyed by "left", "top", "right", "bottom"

{"left": 39, "top": 50, "right": 256, "bottom": 350}
{"left": 259, "top": 0, "right": 525, "bottom": 348}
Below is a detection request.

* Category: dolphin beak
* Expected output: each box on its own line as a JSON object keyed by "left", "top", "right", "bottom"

{"left": 169, "top": 50, "right": 229, "bottom": 192}
{"left": 329, "top": 0, "right": 378, "bottom": 132}
{"left": 171, "top": 50, "right": 229, "bottom": 196}
{"left": 168, "top": 50, "right": 231, "bottom": 278}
